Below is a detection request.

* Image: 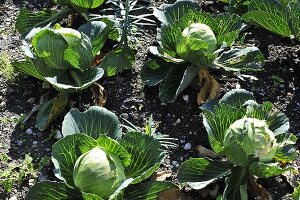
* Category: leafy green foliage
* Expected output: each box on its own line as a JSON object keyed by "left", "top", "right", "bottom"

{"left": 16, "top": 0, "right": 106, "bottom": 38}
{"left": 26, "top": 107, "right": 175, "bottom": 199}
{"left": 178, "top": 89, "right": 297, "bottom": 199}
{"left": 243, "top": 0, "right": 300, "bottom": 42}
{"left": 218, "top": 0, "right": 250, "bottom": 14}
{"left": 0, "top": 154, "right": 37, "bottom": 193}
{"left": 142, "top": 0, "right": 264, "bottom": 103}
{"left": 15, "top": 24, "right": 105, "bottom": 93}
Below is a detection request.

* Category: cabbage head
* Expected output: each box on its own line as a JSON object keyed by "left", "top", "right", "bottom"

{"left": 181, "top": 23, "right": 217, "bottom": 54}
{"left": 223, "top": 117, "right": 278, "bottom": 166}
{"left": 73, "top": 147, "right": 126, "bottom": 199}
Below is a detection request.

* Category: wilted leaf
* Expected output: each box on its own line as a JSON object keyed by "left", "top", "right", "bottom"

{"left": 196, "top": 145, "right": 219, "bottom": 159}
{"left": 36, "top": 92, "right": 69, "bottom": 131}
{"left": 197, "top": 68, "right": 221, "bottom": 104}
{"left": 90, "top": 83, "right": 107, "bottom": 106}
{"left": 247, "top": 176, "right": 272, "bottom": 200}
{"left": 151, "top": 170, "right": 172, "bottom": 182}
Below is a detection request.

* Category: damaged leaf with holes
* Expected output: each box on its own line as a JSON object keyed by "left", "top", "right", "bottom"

{"left": 178, "top": 89, "right": 297, "bottom": 200}
{"left": 141, "top": 0, "right": 264, "bottom": 104}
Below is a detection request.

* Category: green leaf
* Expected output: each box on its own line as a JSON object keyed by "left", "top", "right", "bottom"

{"left": 109, "top": 178, "right": 134, "bottom": 200}
{"left": 243, "top": 0, "right": 291, "bottom": 37}
{"left": 16, "top": 8, "right": 72, "bottom": 38}
{"left": 52, "top": 134, "right": 96, "bottom": 186}
{"left": 13, "top": 60, "right": 45, "bottom": 81}
{"left": 69, "top": 0, "right": 105, "bottom": 9}
{"left": 25, "top": 181, "right": 82, "bottom": 200}
{"left": 153, "top": 0, "right": 201, "bottom": 25}
{"left": 292, "top": 184, "right": 300, "bottom": 200}
{"left": 62, "top": 106, "right": 122, "bottom": 140}
{"left": 274, "top": 145, "right": 297, "bottom": 162}
{"left": 120, "top": 132, "right": 165, "bottom": 184}
{"left": 124, "top": 181, "right": 178, "bottom": 200}
{"left": 249, "top": 162, "right": 295, "bottom": 178}
{"left": 78, "top": 21, "right": 108, "bottom": 56}
{"left": 64, "top": 34, "right": 93, "bottom": 71}
{"left": 288, "top": 2, "right": 300, "bottom": 41}
{"left": 32, "top": 29, "right": 70, "bottom": 70}
{"left": 99, "top": 47, "right": 135, "bottom": 76}
{"left": 202, "top": 104, "right": 246, "bottom": 154}
{"left": 159, "top": 65, "right": 198, "bottom": 103}
{"left": 82, "top": 192, "right": 103, "bottom": 200}
{"left": 178, "top": 158, "right": 231, "bottom": 189}
{"left": 215, "top": 13, "right": 244, "bottom": 45}
{"left": 96, "top": 135, "right": 131, "bottom": 167}
{"left": 36, "top": 92, "right": 69, "bottom": 131}
{"left": 213, "top": 46, "right": 265, "bottom": 72}
{"left": 244, "top": 101, "right": 290, "bottom": 134}
{"left": 141, "top": 59, "right": 172, "bottom": 86}
{"left": 45, "top": 67, "right": 104, "bottom": 92}
{"left": 219, "top": 89, "right": 254, "bottom": 109}
{"left": 223, "top": 166, "right": 249, "bottom": 200}
{"left": 148, "top": 46, "right": 184, "bottom": 63}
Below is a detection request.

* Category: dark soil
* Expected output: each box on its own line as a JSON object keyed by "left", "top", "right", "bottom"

{"left": 0, "top": 0, "right": 300, "bottom": 200}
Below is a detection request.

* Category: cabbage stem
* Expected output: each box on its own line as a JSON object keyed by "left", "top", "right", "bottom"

{"left": 197, "top": 68, "right": 220, "bottom": 104}
{"left": 70, "top": 70, "right": 82, "bottom": 87}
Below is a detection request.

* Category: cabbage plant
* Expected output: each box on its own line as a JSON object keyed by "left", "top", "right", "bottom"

{"left": 14, "top": 22, "right": 107, "bottom": 131}
{"left": 25, "top": 106, "right": 176, "bottom": 200}
{"left": 141, "top": 0, "right": 264, "bottom": 104}
{"left": 177, "top": 89, "right": 297, "bottom": 199}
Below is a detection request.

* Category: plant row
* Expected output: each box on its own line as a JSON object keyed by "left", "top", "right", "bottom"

{"left": 10, "top": 0, "right": 300, "bottom": 199}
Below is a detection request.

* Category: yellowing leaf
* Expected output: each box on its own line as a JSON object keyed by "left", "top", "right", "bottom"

{"left": 197, "top": 68, "right": 220, "bottom": 104}
{"left": 90, "top": 83, "right": 107, "bottom": 107}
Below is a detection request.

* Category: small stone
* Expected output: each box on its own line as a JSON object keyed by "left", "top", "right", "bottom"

{"left": 183, "top": 143, "right": 192, "bottom": 150}
{"left": 32, "top": 141, "right": 38, "bottom": 145}
{"left": 171, "top": 161, "right": 177, "bottom": 166}
{"left": 120, "top": 113, "right": 129, "bottom": 119}
{"left": 182, "top": 95, "right": 189, "bottom": 102}
{"left": 28, "top": 179, "right": 35, "bottom": 187}
{"left": 175, "top": 118, "right": 181, "bottom": 124}
{"left": 26, "top": 128, "right": 33, "bottom": 135}
{"left": 45, "top": 148, "right": 51, "bottom": 152}
{"left": 38, "top": 173, "right": 48, "bottom": 182}
{"left": 9, "top": 196, "right": 18, "bottom": 200}
{"left": 0, "top": 101, "right": 6, "bottom": 108}
{"left": 55, "top": 130, "right": 62, "bottom": 140}
{"left": 37, "top": 132, "right": 43, "bottom": 137}
{"left": 27, "top": 97, "right": 36, "bottom": 104}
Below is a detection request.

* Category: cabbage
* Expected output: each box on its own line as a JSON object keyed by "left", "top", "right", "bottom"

{"left": 223, "top": 117, "right": 278, "bottom": 165}
{"left": 182, "top": 23, "right": 217, "bottom": 54}
{"left": 73, "top": 148, "right": 126, "bottom": 198}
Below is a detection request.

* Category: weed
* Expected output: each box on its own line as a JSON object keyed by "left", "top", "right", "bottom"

{"left": 0, "top": 154, "right": 37, "bottom": 193}
{"left": 0, "top": 52, "right": 15, "bottom": 81}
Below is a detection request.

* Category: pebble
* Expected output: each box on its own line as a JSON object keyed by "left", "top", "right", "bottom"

{"left": 9, "top": 196, "right": 17, "bottom": 200}
{"left": 120, "top": 113, "right": 129, "bottom": 119}
{"left": 27, "top": 97, "right": 36, "bottom": 104}
{"left": 183, "top": 143, "right": 192, "bottom": 150}
{"left": 182, "top": 95, "right": 189, "bottom": 102}
{"left": 0, "top": 101, "right": 6, "bottom": 108}
{"left": 175, "top": 118, "right": 181, "bottom": 124}
{"left": 26, "top": 128, "right": 33, "bottom": 135}
{"left": 55, "top": 130, "right": 62, "bottom": 139}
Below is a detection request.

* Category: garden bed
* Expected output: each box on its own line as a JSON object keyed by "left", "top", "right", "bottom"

{"left": 0, "top": 0, "right": 300, "bottom": 199}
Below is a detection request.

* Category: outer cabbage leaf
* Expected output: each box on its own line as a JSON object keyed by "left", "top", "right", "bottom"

{"left": 213, "top": 46, "right": 265, "bottom": 72}
{"left": 45, "top": 67, "right": 104, "bottom": 92}
{"left": 124, "top": 181, "right": 178, "bottom": 200}
{"left": 78, "top": 21, "right": 109, "bottom": 56}
{"left": 242, "top": 0, "right": 291, "bottom": 37}
{"left": 62, "top": 106, "right": 122, "bottom": 140}
{"left": 223, "top": 166, "right": 248, "bottom": 200}
{"left": 120, "top": 132, "right": 165, "bottom": 184}
{"left": 177, "top": 158, "right": 231, "bottom": 189}
{"left": 249, "top": 162, "right": 296, "bottom": 178}
{"left": 25, "top": 181, "right": 82, "bottom": 200}
{"left": 159, "top": 64, "right": 198, "bottom": 103}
